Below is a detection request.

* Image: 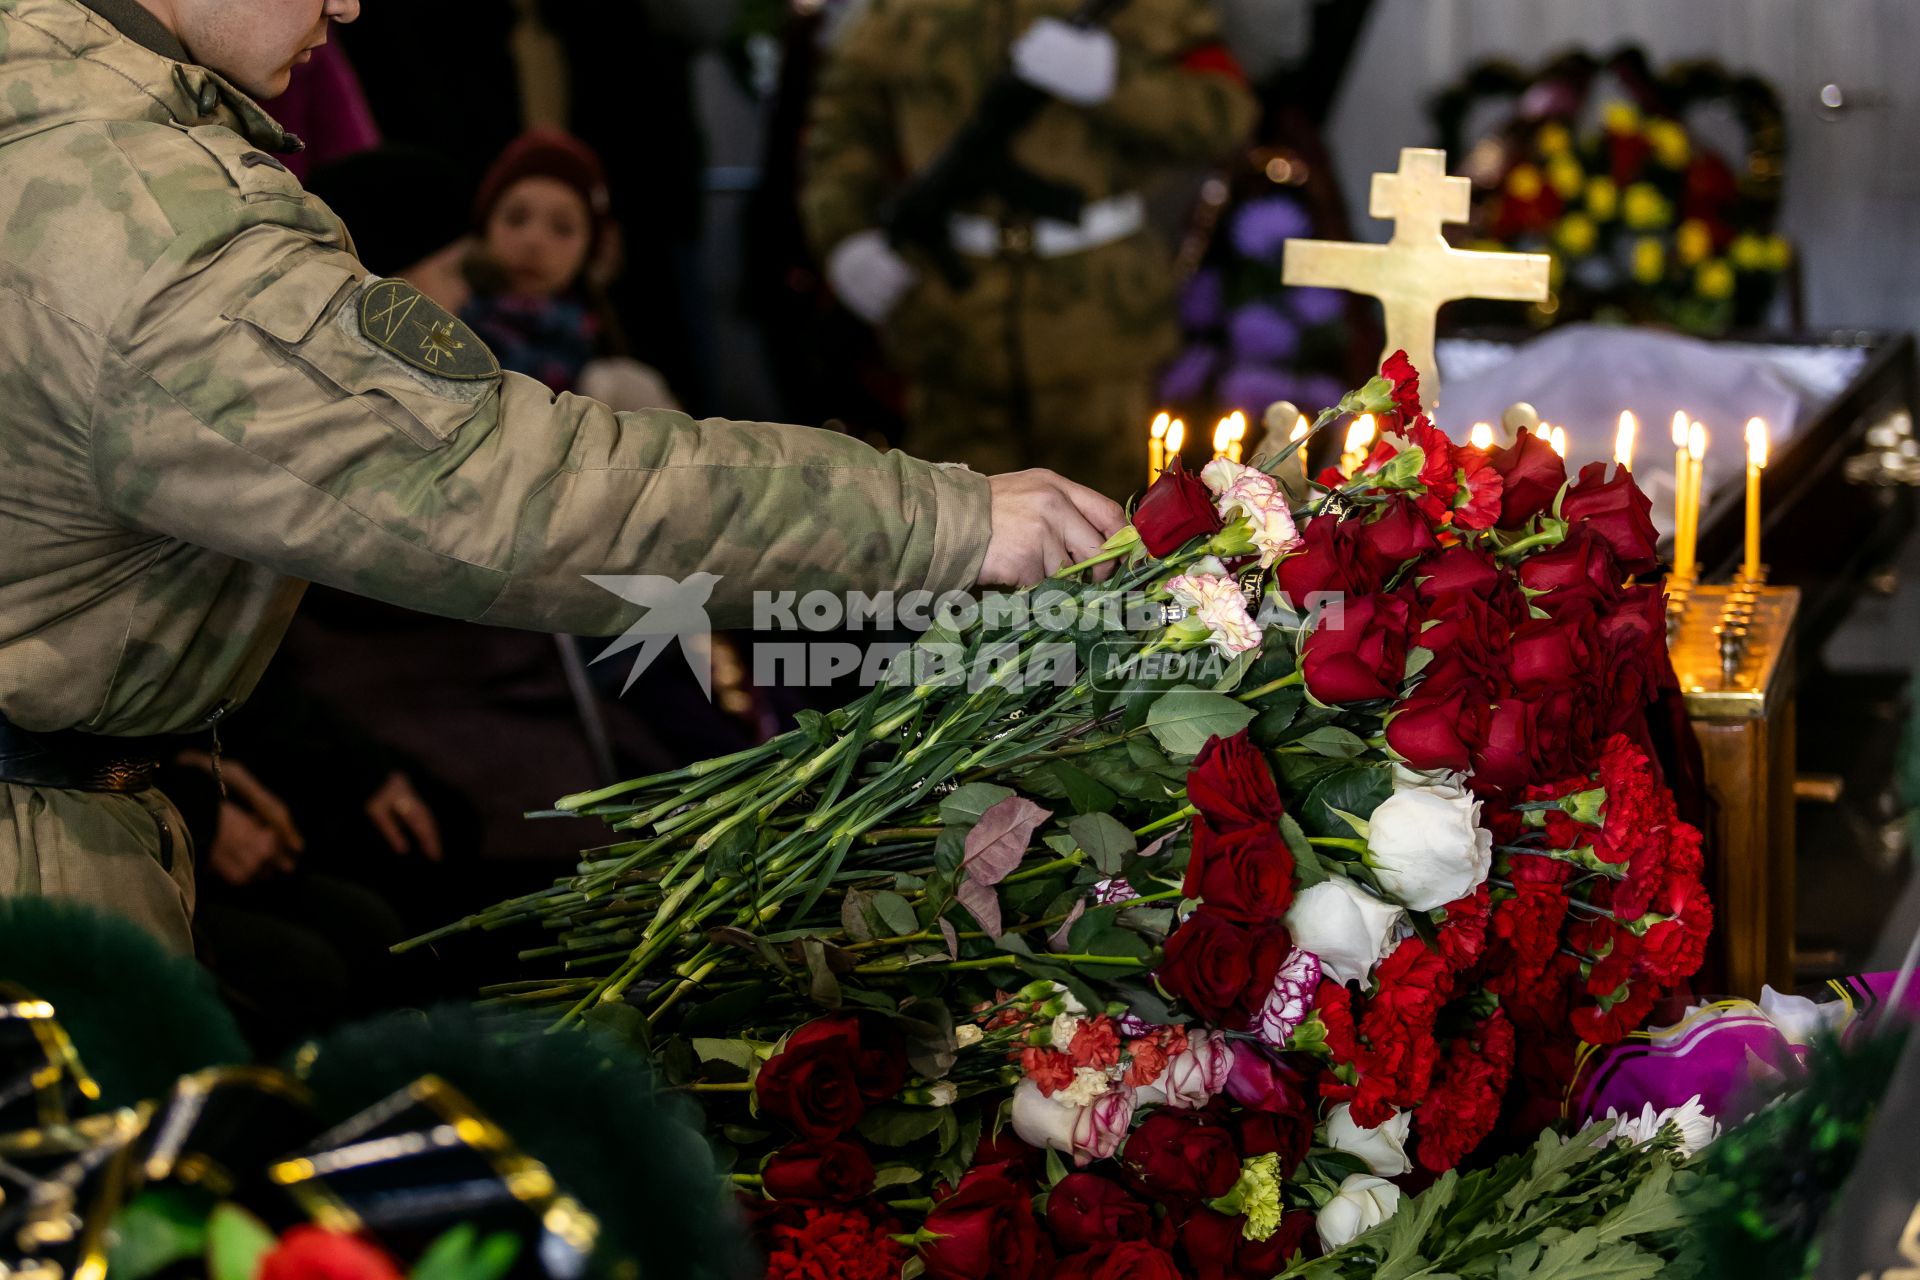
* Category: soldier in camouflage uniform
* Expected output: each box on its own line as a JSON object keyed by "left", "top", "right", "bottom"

{"left": 0, "top": 0, "right": 1126, "bottom": 952}
{"left": 803, "top": 0, "right": 1257, "bottom": 500}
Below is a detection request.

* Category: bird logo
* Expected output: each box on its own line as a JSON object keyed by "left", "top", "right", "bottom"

{"left": 582, "top": 573, "right": 722, "bottom": 697}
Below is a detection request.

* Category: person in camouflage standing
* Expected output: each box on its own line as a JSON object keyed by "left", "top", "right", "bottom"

{"left": 0, "top": 0, "right": 1126, "bottom": 952}
{"left": 803, "top": 0, "right": 1258, "bottom": 500}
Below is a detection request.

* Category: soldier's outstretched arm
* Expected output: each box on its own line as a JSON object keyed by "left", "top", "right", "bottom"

{"left": 94, "top": 228, "right": 997, "bottom": 634}
{"left": 1091, "top": 0, "right": 1259, "bottom": 164}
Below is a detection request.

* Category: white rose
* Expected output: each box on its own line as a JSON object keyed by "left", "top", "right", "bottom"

{"left": 1316, "top": 1174, "right": 1401, "bottom": 1250}
{"left": 1364, "top": 784, "right": 1492, "bottom": 911}
{"left": 1284, "top": 879, "right": 1407, "bottom": 985}
{"left": 1136, "top": 1028, "right": 1234, "bottom": 1111}
{"left": 1010, "top": 1080, "right": 1136, "bottom": 1166}
{"left": 1324, "top": 1103, "right": 1412, "bottom": 1176}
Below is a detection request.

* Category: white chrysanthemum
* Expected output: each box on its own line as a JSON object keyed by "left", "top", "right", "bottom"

{"left": 1167, "top": 572, "right": 1263, "bottom": 656}
{"left": 1604, "top": 1094, "right": 1720, "bottom": 1155}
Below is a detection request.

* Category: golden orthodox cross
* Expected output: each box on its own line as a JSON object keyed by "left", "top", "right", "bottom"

{"left": 1282, "top": 148, "right": 1550, "bottom": 408}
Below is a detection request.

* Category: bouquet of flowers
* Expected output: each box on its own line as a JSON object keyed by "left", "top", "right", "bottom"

{"left": 434, "top": 354, "right": 1711, "bottom": 1278}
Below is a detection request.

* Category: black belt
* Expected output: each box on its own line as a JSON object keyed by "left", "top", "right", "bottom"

{"left": 0, "top": 713, "right": 162, "bottom": 793}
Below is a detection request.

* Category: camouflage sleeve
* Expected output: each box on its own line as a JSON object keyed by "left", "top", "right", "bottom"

{"left": 1094, "top": 0, "right": 1259, "bottom": 165}
{"left": 92, "top": 229, "right": 992, "bottom": 633}
{"left": 799, "top": 0, "right": 899, "bottom": 259}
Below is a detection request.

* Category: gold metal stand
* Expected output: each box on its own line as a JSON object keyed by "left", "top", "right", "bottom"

{"left": 1669, "top": 583, "right": 1800, "bottom": 998}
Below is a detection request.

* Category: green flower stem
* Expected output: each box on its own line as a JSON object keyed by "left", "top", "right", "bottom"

{"left": 685, "top": 1082, "right": 755, "bottom": 1094}
{"left": 1497, "top": 528, "right": 1562, "bottom": 559}
{"left": 1000, "top": 851, "right": 1084, "bottom": 886}
{"left": 1058, "top": 543, "right": 1135, "bottom": 577}
{"left": 853, "top": 953, "right": 1148, "bottom": 975}
{"left": 1308, "top": 836, "right": 1369, "bottom": 854}
{"left": 729, "top": 1173, "right": 764, "bottom": 1186}
{"left": 860, "top": 826, "right": 943, "bottom": 843}
{"left": 1136, "top": 804, "right": 1197, "bottom": 837}
{"left": 553, "top": 740, "right": 779, "bottom": 810}
{"left": 1236, "top": 669, "right": 1305, "bottom": 702}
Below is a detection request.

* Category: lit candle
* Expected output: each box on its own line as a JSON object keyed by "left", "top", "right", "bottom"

{"left": 1212, "top": 416, "right": 1233, "bottom": 461}
{"left": 1671, "top": 412, "right": 1693, "bottom": 582}
{"left": 1547, "top": 424, "right": 1568, "bottom": 458}
{"left": 1165, "top": 418, "right": 1187, "bottom": 472}
{"left": 1683, "top": 420, "right": 1708, "bottom": 582}
{"left": 1615, "top": 411, "right": 1637, "bottom": 472}
{"left": 1744, "top": 417, "right": 1768, "bottom": 583}
{"left": 1289, "top": 413, "right": 1310, "bottom": 485}
{"left": 1342, "top": 413, "right": 1377, "bottom": 475}
{"left": 1148, "top": 412, "right": 1170, "bottom": 483}
{"left": 1228, "top": 410, "right": 1248, "bottom": 464}
{"left": 1469, "top": 422, "right": 1495, "bottom": 450}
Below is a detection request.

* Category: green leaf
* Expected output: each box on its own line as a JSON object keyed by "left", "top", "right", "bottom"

{"left": 1374, "top": 1170, "right": 1459, "bottom": 1280}
{"left": 1069, "top": 813, "right": 1137, "bottom": 875}
{"left": 1495, "top": 1228, "right": 1666, "bottom": 1280}
{"left": 1212, "top": 647, "right": 1262, "bottom": 693}
{"left": 1249, "top": 688, "right": 1306, "bottom": 746}
{"left": 941, "top": 783, "right": 1016, "bottom": 826}
{"left": 107, "top": 1188, "right": 209, "bottom": 1280}
{"left": 1044, "top": 1147, "right": 1070, "bottom": 1188}
{"left": 1328, "top": 807, "right": 1373, "bottom": 840}
{"left": 1593, "top": 1163, "right": 1685, "bottom": 1244}
{"left": 857, "top": 1104, "right": 951, "bottom": 1146}
{"left": 964, "top": 796, "right": 1054, "bottom": 885}
{"left": 1278, "top": 813, "right": 1329, "bottom": 888}
{"left": 207, "top": 1205, "right": 276, "bottom": 1280}
{"left": 1034, "top": 761, "right": 1120, "bottom": 815}
{"left": 872, "top": 891, "right": 920, "bottom": 937}
{"left": 874, "top": 1164, "right": 928, "bottom": 1189}
{"left": 1291, "top": 725, "right": 1371, "bottom": 758}
{"left": 840, "top": 888, "right": 879, "bottom": 942}
{"left": 1300, "top": 765, "right": 1393, "bottom": 839}
{"left": 1146, "top": 686, "right": 1257, "bottom": 758}
{"left": 692, "top": 1038, "right": 760, "bottom": 1073}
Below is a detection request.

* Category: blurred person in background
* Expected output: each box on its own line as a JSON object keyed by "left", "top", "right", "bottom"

{"left": 802, "top": 0, "right": 1257, "bottom": 499}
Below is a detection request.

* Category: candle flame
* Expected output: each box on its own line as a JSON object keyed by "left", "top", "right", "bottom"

{"left": 1345, "top": 414, "right": 1377, "bottom": 455}
{"left": 1688, "top": 420, "right": 1707, "bottom": 461}
{"left": 1746, "top": 417, "right": 1769, "bottom": 469}
{"left": 1289, "top": 413, "right": 1309, "bottom": 443}
{"left": 1150, "top": 411, "right": 1170, "bottom": 441}
{"left": 1166, "top": 418, "right": 1186, "bottom": 455}
{"left": 1469, "top": 422, "right": 1494, "bottom": 449}
{"left": 1671, "top": 410, "right": 1690, "bottom": 447}
{"left": 1547, "top": 424, "right": 1567, "bottom": 458}
{"left": 1615, "top": 411, "right": 1637, "bottom": 469}
{"left": 1212, "top": 417, "right": 1235, "bottom": 456}
{"left": 1229, "top": 410, "right": 1248, "bottom": 441}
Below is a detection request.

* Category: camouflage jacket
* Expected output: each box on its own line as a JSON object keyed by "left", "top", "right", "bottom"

{"left": 801, "top": 0, "right": 1256, "bottom": 391}
{"left": 0, "top": 0, "right": 991, "bottom": 738}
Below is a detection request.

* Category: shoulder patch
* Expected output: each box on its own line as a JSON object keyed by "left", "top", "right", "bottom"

{"left": 357, "top": 279, "right": 500, "bottom": 382}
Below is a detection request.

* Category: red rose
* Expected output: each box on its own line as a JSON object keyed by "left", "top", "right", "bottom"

{"left": 1276, "top": 515, "right": 1385, "bottom": 605}
{"left": 1508, "top": 615, "right": 1596, "bottom": 694}
{"left": 1187, "top": 732, "right": 1285, "bottom": 831}
{"left": 1134, "top": 458, "right": 1224, "bottom": 556}
{"left": 1518, "top": 529, "right": 1621, "bottom": 618}
{"left": 1595, "top": 586, "right": 1667, "bottom": 723}
{"left": 757, "top": 1013, "right": 906, "bottom": 1140}
{"left": 922, "top": 1165, "right": 1042, "bottom": 1280}
{"left": 1183, "top": 818, "right": 1296, "bottom": 923}
{"left": 1048, "top": 1173, "right": 1156, "bottom": 1253}
{"left": 1560, "top": 462, "right": 1659, "bottom": 575}
{"left": 1226, "top": 1048, "right": 1313, "bottom": 1175}
{"left": 1178, "top": 1208, "right": 1244, "bottom": 1277}
{"left": 259, "top": 1229, "right": 404, "bottom": 1280}
{"left": 1413, "top": 591, "right": 1515, "bottom": 694}
{"left": 1121, "top": 1110, "right": 1241, "bottom": 1203}
{"left": 1387, "top": 684, "right": 1485, "bottom": 773}
{"left": 763, "top": 1139, "right": 877, "bottom": 1203}
{"left": 1303, "top": 591, "right": 1413, "bottom": 704}
{"left": 1471, "top": 696, "right": 1547, "bottom": 792}
{"left": 1412, "top": 544, "right": 1503, "bottom": 602}
{"left": 1354, "top": 497, "right": 1439, "bottom": 573}
{"left": 1487, "top": 428, "right": 1568, "bottom": 526}
{"left": 1235, "top": 1212, "right": 1315, "bottom": 1277}
{"left": 1058, "top": 1242, "right": 1185, "bottom": 1280}
{"left": 1158, "top": 911, "right": 1291, "bottom": 1028}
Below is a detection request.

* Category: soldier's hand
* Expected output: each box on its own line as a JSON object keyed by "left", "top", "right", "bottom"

{"left": 366, "top": 771, "right": 444, "bottom": 862}
{"left": 979, "top": 470, "right": 1128, "bottom": 587}
{"left": 208, "top": 802, "right": 295, "bottom": 887}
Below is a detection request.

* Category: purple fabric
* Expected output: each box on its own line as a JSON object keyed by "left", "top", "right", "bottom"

{"left": 1217, "top": 363, "right": 1298, "bottom": 418}
{"left": 1285, "top": 285, "right": 1348, "bottom": 327}
{"left": 1228, "top": 302, "right": 1301, "bottom": 364}
{"left": 1179, "top": 268, "right": 1227, "bottom": 331}
{"left": 1158, "top": 344, "right": 1220, "bottom": 403}
{"left": 262, "top": 42, "right": 382, "bottom": 183}
{"left": 1230, "top": 196, "right": 1313, "bottom": 264}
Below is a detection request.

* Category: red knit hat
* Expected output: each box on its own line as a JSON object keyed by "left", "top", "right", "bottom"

{"left": 472, "top": 128, "right": 613, "bottom": 247}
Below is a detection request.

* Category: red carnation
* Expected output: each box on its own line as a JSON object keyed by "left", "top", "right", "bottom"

{"left": 1383, "top": 349, "right": 1423, "bottom": 418}
{"left": 1414, "top": 1010, "right": 1515, "bottom": 1171}
{"left": 1069, "top": 1017, "right": 1124, "bottom": 1071}
{"left": 1450, "top": 447, "right": 1507, "bottom": 530}
{"left": 1636, "top": 873, "right": 1713, "bottom": 985}
{"left": 764, "top": 1206, "right": 912, "bottom": 1280}
{"left": 1134, "top": 458, "right": 1224, "bottom": 556}
{"left": 1021, "top": 1047, "right": 1076, "bottom": 1097}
